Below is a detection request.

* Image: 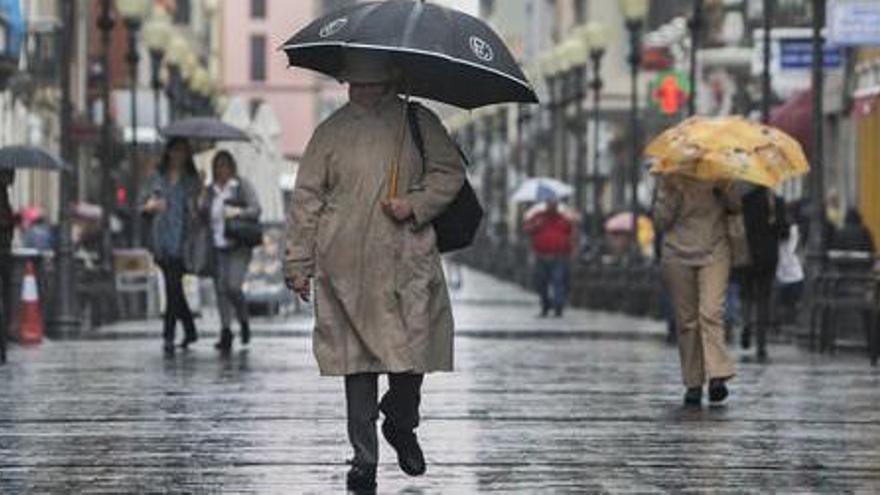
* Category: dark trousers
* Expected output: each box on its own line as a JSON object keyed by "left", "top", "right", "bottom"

{"left": 344, "top": 373, "right": 424, "bottom": 468}
{"left": 742, "top": 269, "right": 774, "bottom": 356}
{"left": 0, "top": 254, "right": 9, "bottom": 363}
{"left": 159, "top": 259, "right": 197, "bottom": 343}
{"left": 534, "top": 256, "right": 568, "bottom": 314}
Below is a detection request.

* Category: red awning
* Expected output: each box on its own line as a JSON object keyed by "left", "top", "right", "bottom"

{"left": 769, "top": 89, "right": 813, "bottom": 152}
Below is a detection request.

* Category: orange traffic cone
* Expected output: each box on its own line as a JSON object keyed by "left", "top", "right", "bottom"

{"left": 17, "top": 261, "right": 43, "bottom": 345}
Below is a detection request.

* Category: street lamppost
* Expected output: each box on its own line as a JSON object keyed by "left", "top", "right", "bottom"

{"left": 164, "top": 32, "right": 190, "bottom": 121}
{"left": 619, "top": 0, "right": 650, "bottom": 258}
{"left": 117, "top": 0, "right": 150, "bottom": 248}
{"left": 143, "top": 9, "right": 172, "bottom": 133}
{"left": 51, "top": 0, "right": 79, "bottom": 337}
{"left": 688, "top": 0, "right": 703, "bottom": 116}
{"left": 580, "top": 23, "right": 609, "bottom": 257}
{"left": 97, "top": 0, "right": 115, "bottom": 269}
{"left": 559, "top": 38, "right": 587, "bottom": 210}
{"left": 807, "top": 0, "right": 826, "bottom": 264}
{"left": 761, "top": 0, "right": 775, "bottom": 123}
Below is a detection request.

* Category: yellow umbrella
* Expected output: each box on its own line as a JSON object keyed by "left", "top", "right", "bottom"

{"left": 645, "top": 116, "right": 809, "bottom": 187}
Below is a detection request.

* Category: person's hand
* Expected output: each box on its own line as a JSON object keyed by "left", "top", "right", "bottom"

{"left": 224, "top": 206, "right": 244, "bottom": 219}
{"left": 285, "top": 274, "right": 311, "bottom": 302}
{"left": 143, "top": 197, "right": 166, "bottom": 213}
{"left": 381, "top": 198, "right": 414, "bottom": 222}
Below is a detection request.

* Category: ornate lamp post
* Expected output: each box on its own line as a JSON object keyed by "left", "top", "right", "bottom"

{"left": 618, "top": 0, "right": 650, "bottom": 257}
{"left": 164, "top": 32, "right": 190, "bottom": 121}
{"left": 117, "top": 0, "right": 150, "bottom": 247}
{"left": 559, "top": 38, "right": 587, "bottom": 211}
{"left": 761, "top": 0, "right": 774, "bottom": 123}
{"left": 97, "top": 0, "right": 115, "bottom": 268}
{"left": 687, "top": 0, "right": 703, "bottom": 116}
{"left": 807, "top": 0, "right": 826, "bottom": 264}
{"left": 143, "top": 8, "right": 172, "bottom": 133}
{"left": 580, "top": 22, "right": 609, "bottom": 256}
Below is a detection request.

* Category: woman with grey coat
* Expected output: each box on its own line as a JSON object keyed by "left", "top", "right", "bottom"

{"left": 200, "top": 151, "right": 262, "bottom": 352}
{"left": 142, "top": 138, "right": 202, "bottom": 353}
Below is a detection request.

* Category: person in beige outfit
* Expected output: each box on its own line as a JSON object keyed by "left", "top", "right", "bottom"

{"left": 284, "top": 52, "right": 464, "bottom": 491}
{"left": 653, "top": 175, "right": 740, "bottom": 406}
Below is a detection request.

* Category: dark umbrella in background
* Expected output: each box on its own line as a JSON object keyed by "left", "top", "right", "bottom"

{"left": 0, "top": 146, "right": 68, "bottom": 171}
{"left": 160, "top": 117, "right": 250, "bottom": 142}
{"left": 281, "top": 0, "right": 538, "bottom": 109}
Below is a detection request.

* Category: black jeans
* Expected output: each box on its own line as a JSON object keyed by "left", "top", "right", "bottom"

{"left": 344, "top": 373, "right": 424, "bottom": 468}
{"left": 158, "top": 258, "right": 197, "bottom": 344}
{"left": 0, "top": 253, "right": 9, "bottom": 363}
{"left": 742, "top": 268, "right": 775, "bottom": 356}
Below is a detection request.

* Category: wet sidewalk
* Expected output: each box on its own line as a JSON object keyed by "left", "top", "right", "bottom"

{"left": 91, "top": 266, "right": 667, "bottom": 341}
{"left": 1, "top": 269, "right": 879, "bottom": 493}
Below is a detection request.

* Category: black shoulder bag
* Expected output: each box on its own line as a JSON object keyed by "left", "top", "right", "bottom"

{"left": 406, "top": 103, "right": 484, "bottom": 254}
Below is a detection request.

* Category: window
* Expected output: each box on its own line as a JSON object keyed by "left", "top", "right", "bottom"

{"left": 480, "top": 0, "right": 496, "bottom": 17}
{"left": 321, "top": 0, "right": 356, "bottom": 15}
{"left": 251, "top": 0, "right": 267, "bottom": 19}
{"left": 574, "top": 0, "right": 588, "bottom": 25}
{"left": 249, "top": 98, "right": 264, "bottom": 119}
{"left": 174, "top": 0, "right": 191, "bottom": 25}
{"left": 250, "top": 34, "right": 267, "bottom": 82}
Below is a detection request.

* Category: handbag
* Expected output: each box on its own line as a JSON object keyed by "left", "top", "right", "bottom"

{"left": 727, "top": 213, "right": 752, "bottom": 268}
{"left": 225, "top": 217, "right": 263, "bottom": 248}
{"left": 406, "top": 103, "right": 484, "bottom": 253}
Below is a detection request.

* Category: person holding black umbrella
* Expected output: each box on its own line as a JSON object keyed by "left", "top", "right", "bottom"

{"left": 141, "top": 138, "right": 201, "bottom": 354}
{"left": 284, "top": 51, "right": 465, "bottom": 491}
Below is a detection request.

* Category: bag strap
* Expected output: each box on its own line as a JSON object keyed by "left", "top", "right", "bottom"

{"left": 406, "top": 102, "right": 470, "bottom": 177}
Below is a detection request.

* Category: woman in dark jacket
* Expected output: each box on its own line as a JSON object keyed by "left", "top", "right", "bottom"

{"left": 142, "top": 138, "right": 202, "bottom": 353}
{"left": 739, "top": 186, "right": 788, "bottom": 362}
{"left": 200, "top": 151, "right": 261, "bottom": 352}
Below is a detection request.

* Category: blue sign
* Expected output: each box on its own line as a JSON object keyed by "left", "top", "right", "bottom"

{"left": 828, "top": 0, "right": 880, "bottom": 46}
{"left": 779, "top": 39, "right": 843, "bottom": 69}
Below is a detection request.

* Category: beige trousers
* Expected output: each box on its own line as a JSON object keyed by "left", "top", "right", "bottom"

{"left": 662, "top": 257, "right": 736, "bottom": 388}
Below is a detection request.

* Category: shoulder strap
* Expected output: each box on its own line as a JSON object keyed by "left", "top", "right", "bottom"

{"left": 406, "top": 102, "right": 471, "bottom": 176}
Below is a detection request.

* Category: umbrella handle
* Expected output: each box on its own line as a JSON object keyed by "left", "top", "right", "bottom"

{"left": 386, "top": 95, "right": 411, "bottom": 201}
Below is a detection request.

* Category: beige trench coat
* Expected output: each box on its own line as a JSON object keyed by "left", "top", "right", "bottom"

{"left": 285, "top": 95, "right": 465, "bottom": 376}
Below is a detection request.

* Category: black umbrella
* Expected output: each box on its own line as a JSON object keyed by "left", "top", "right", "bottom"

{"left": 281, "top": 0, "right": 538, "bottom": 109}
{"left": 161, "top": 118, "right": 250, "bottom": 142}
{"left": 0, "top": 146, "right": 67, "bottom": 171}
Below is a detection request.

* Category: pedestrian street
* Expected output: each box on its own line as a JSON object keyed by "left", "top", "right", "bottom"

{"left": 0, "top": 268, "right": 878, "bottom": 493}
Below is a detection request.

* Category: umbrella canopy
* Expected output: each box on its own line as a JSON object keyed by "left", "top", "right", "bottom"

{"left": 524, "top": 202, "right": 579, "bottom": 222}
{"left": 281, "top": 0, "right": 538, "bottom": 109}
{"left": 645, "top": 116, "right": 809, "bottom": 187}
{"left": 770, "top": 88, "right": 812, "bottom": 152}
{"left": 0, "top": 146, "right": 67, "bottom": 171}
{"left": 512, "top": 177, "right": 574, "bottom": 203}
{"left": 160, "top": 118, "right": 250, "bottom": 142}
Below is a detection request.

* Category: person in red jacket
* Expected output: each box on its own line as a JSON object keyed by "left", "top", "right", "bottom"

{"left": 523, "top": 198, "right": 573, "bottom": 317}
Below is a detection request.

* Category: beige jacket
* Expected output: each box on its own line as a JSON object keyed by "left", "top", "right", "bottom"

{"left": 653, "top": 177, "right": 741, "bottom": 267}
{"left": 285, "top": 95, "right": 465, "bottom": 376}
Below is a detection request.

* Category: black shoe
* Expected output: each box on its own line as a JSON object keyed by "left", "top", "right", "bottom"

{"left": 756, "top": 349, "right": 769, "bottom": 363}
{"left": 539, "top": 307, "right": 549, "bottom": 318}
{"left": 214, "top": 328, "right": 233, "bottom": 352}
{"left": 163, "top": 340, "right": 175, "bottom": 355}
{"left": 708, "top": 379, "right": 729, "bottom": 403}
{"left": 240, "top": 321, "right": 250, "bottom": 345}
{"left": 741, "top": 326, "right": 752, "bottom": 349}
{"left": 382, "top": 419, "right": 426, "bottom": 477}
{"left": 180, "top": 333, "right": 198, "bottom": 349}
{"left": 554, "top": 307, "right": 563, "bottom": 318}
{"left": 346, "top": 464, "right": 376, "bottom": 493}
{"left": 683, "top": 387, "right": 702, "bottom": 407}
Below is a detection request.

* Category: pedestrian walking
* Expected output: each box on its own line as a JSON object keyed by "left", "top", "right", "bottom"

{"left": 283, "top": 52, "right": 465, "bottom": 491}
{"left": 201, "top": 151, "right": 261, "bottom": 352}
{"left": 738, "top": 186, "right": 787, "bottom": 362}
{"left": 653, "top": 176, "right": 740, "bottom": 406}
{"left": 141, "top": 138, "right": 201, "bottom": 354}
{"left": 523, "top": 196, "right": 574, "bottom": 317}
{"left": 776, "top": 209, "right": 805, "bottom": 325}
{"left": 0, "top": 170, "right": 15, "bottom": 364}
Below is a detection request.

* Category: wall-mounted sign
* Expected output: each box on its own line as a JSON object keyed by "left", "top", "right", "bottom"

{"left": 828, "top": 0, "right": 880, "bottom": 46}
{"left": 649, "top": 71, "right": 690, "bottom": 116}
{"left": 779, "top": 39, "right": 843, "bottom": 69}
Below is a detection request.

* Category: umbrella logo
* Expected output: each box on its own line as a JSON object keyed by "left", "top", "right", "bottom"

{"left": 319, "top": 17, "right": 348, "bottom": 38}
{"left": 469, "top": 36, "right": 494, "bottom": 62}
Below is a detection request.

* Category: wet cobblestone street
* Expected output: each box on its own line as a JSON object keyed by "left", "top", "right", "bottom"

{"left": 1, "top": 270, "right": 879, "bottom": 493}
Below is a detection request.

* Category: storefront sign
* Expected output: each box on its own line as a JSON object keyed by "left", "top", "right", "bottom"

{"left": 828, "top": 0, "right": 880, "bottom": 46}
{"left": 779, "top": 39, "right": 843, "bottom": 69}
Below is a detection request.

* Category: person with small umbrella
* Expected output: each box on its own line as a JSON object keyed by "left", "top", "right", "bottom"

{"left": 523, "top": 190, "right": 574, "bottom": 317}
{"left": 141, "top": 138, "right": 201, "bottom": 354}
{"left": 284, "top": 51, "right": 465, "bottom": 491}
